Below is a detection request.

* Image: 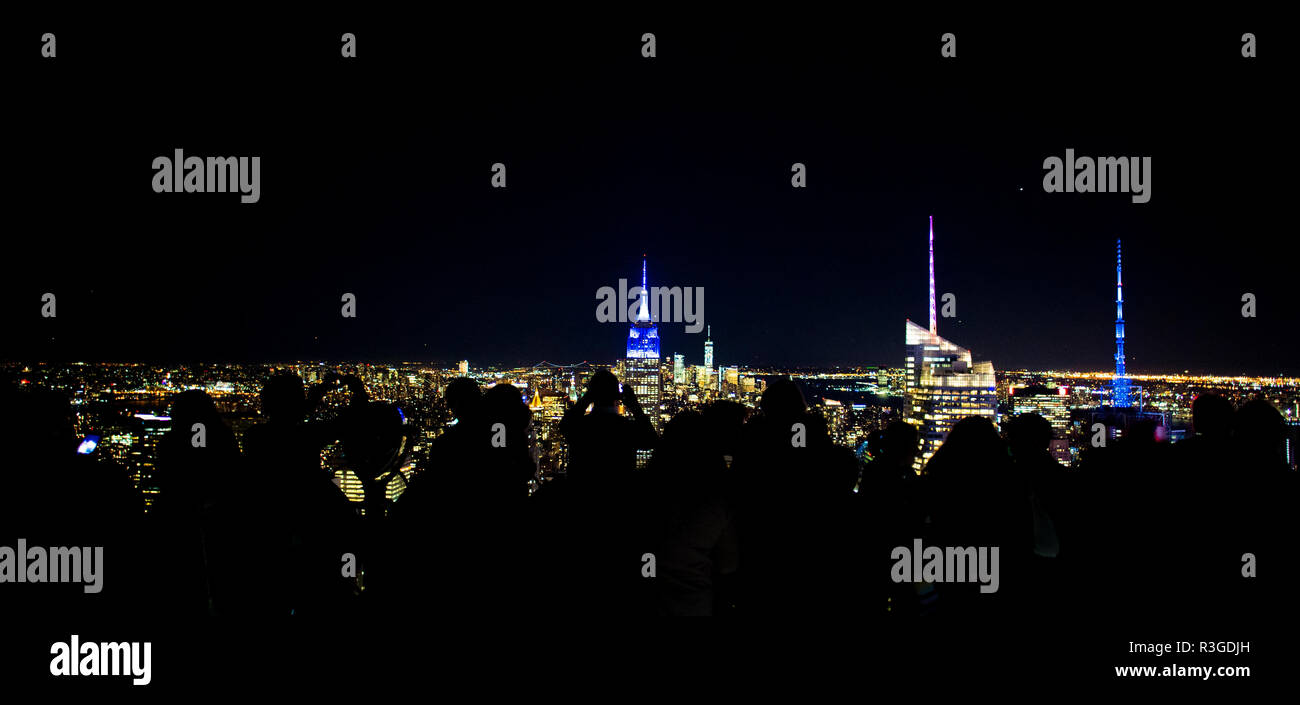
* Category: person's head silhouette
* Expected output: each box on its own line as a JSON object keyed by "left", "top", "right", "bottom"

{"left": 344, "top": 402, "right": 410, "bottom": 482}
{"left": 260, "top": 373, "right": 306, "bottom": 423}
{"left": 1235, "top": 398, "right": 1287, "bottom": 468}
{"left": 880, "top": 420, "right": 919, "bottom": 466}
{"left": 1005, "top": 413, "right": 1052, "bottom": 459}
{"left": 1192, "top": 393, "right": 1234, "bottom": 439}
{"left": 925, "top": 416, "right": 1004, "bottom": 482}
{"left": 586, "top": 370, "right": 620, "bottom": 408}
{"left": 444, "top": 377, "right": 481, "bottom": 422}
{"left": 171, "top": 389, "right": 219, "bottom": 432}
{"left": 483, "top": 383, "right": 531, "bottom": 438}
{"left": 759, "top": 377, "right": 806, "bottom": 420}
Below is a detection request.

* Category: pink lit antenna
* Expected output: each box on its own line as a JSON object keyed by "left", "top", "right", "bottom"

{"left": 928, "top": 216, "right": 937, "bottom": 335}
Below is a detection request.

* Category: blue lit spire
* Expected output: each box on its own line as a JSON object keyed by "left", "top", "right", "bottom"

{"left": 1112, "top": 238, "right": 1132, "bottom": 408}
{"left": 626, "top": 254, "right": 660, "bottom": 358}
{"left": 636, "top": 255, "right": 650, "bottom": 323}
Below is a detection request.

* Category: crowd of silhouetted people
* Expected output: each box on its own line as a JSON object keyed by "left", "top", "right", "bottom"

{"left": 1, "top": 370, "right": 1295, "bottom": 622}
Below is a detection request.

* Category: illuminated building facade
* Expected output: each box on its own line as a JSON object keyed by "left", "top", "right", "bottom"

{"left": 821, "top": 399, "right": 851, "bottom": 446}
{"left": 722, "top": 366, "right": 739, "bottom": 388}
{"left": 625, "top": 257, "right": 663, "bottom": 465}
{"left": 115, "top": 412, "right": 170, "bottom": 511}
{"left": 1285, "top": 420, "right": 1299, "bottom": 470}
{"left": 903, "top": 216, "right": 997, "bottom": 467}
{"left": 704, "top": 325, "right": 714, "bottom": 379}
{"left": 693, "top": 365, "right": 712, "bottom": 393}
{"left": 529, "top": 389, "right": 570, "bottom": 481}
{"left": 1010, "top": 385, "right": 1071, "bottom": 435}
{"left": 1010, "top": 384, "right": 1073, "bottom": 463}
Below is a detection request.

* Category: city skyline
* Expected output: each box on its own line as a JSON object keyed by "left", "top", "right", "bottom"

{"left": 6, "top": 14, "right": 1295, "bottom": 686}
{"left": 6, "top": 230, "right": 1296, "bottom": 379}
{"left": 6, "top": 229, "right": 1296, "bottom": 376}
{"left": 10, "top": 256, "right": 1299, "bottom": 501}
{"left": 8, "top": 358, "right": 1297, "bottom": 480}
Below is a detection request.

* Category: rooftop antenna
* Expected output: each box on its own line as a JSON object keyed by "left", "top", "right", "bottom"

{"left": 928, "top": 215, "right": 937, "bottom": 335}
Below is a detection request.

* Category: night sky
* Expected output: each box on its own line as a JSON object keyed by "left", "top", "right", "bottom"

{"left": 6, "top": 17, "right": 1294, "bottom": 374}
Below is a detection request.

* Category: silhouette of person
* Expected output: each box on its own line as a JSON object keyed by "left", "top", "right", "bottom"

{"left": 1004, "top": 413, "right": 1067, "bottom": 619}
{"left": 239, "top": 372, "right": 359, "bottom": 618}
{"left": 0, "top": 384, "right": 141, "bottom": 626}
{"left": 643, "top": 410, "right": 738, "bottom": 615}
{"left": 1229, "top": 398, "right": 1294, "bottom": 622}
{"left": 151, "top": 389, "right": 239, "bottom": 617}
{"left": 1005, "top": 413, "right": 1063, "bottom": 559}
{"left": 1158, "top": 393, "right": 1236, "bottom": 616}
{"left": 559, "top": 370, "right": 657, "bottom": 490}
{"left": 476, "top": 383, "right": 538, "bottom": 499}
{"left": 333, "top": 400, "right": 414, "bottom": 613}
{"left": 389, "top": 378, "right": 480, "bottom": 612}
{"left": 859, "top": 420, "right": 923, "bottom": 618}
{"left": 390, "top": 379, "right": 541, "bottom": 617}
{"left": 703, "top": 400, "right": 748, "bottom": 470}
{"left": 922, "top": 416, "right": 1030, "bottom": 618}
{"left": 461, "top": 384, "right": 537, "bottom": 613}
{"left": 731, "top": 377, "right": 853, "bottom": 615}
{"left": 544, "top": 370, "right": 658, "bottom": 615}
{"left": 1178, "top": 392, "right": 1235, "bottom": 480}
{"left": 398, "top": 376, "right": 482, "bottom": 515}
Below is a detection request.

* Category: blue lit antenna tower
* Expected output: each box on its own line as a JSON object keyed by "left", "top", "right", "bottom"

{"left": 1112, "top": 238, "right": 1133, "bottom": 408}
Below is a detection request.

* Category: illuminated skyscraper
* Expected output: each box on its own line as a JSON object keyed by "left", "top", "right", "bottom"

{"left": 529, "top": 388, "right": 569, "bottom": 481}
{"left": 704, "top": 325, "right": 714, "bottom": 371}
{"left": 458, "top": 360, "right": 469, "bottom": 375}
{"left": 673, "top": 353, "right": 686, "bottom": 385}
{"left": 625, "top": 256, "right": 662, "bottom": 439}
{"left": 903, "top": 216, "right": 997, "bottom": 468}
{"left": 117, "top": 413, "right": 170, "bottom": 511}
{"left": 1111, "top": 239, "right": 1133, "bottom": 408}
{"left": 1010, "top": 385, "right": 1071, "bottom": 436}
{"left": 722, "top": 366, "right": 739, "bottom": 387}
{"left": 1011, "top": 384, "right": 1073, "bottom": 464}
{"left": 1285, "top": 420, "right": 1298, "bottom": 471}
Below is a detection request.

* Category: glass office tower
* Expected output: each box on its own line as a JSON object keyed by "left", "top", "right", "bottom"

{"left": 903, "top": 217, "right": 997, "bottom": 468}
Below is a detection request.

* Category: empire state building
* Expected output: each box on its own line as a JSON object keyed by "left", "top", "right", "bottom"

{"left": 625, "top": 256, "right": 662, "bottom": 436}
